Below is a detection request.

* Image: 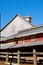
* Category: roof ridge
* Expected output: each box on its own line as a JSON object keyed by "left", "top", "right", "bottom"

{"left": 1, "top": 14, "right": 34, "bottom": 32}
{"left": 18, "top": 14, "right": 35, "bottom": 27}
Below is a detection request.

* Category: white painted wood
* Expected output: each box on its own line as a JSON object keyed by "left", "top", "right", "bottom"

{"left": 1, "top": 15, "right": 33, "bottom": 37}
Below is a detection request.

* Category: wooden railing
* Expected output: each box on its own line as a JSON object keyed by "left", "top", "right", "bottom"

{"left": 0, "top": 49, "right": 43, "bottom": 65}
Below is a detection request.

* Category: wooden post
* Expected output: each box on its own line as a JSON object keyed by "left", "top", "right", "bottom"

{"left": 0, "top": 52, "right": 1, "bottom": 58}
{"left": 6, "top": 52, "right": 9, "bottom": 63}
{"left": 33, "top": 49, "right": 37, "bottom": 65}
{"left": 17, "top": 50, "right": 20, "bottom": 65}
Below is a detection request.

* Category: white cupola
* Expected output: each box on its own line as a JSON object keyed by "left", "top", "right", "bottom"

{"left": 24, "top": 16, "right": 31, "bottom": 22}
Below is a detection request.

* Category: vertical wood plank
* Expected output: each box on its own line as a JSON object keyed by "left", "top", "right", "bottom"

{"left": 33, "top": 49, "right": 37, "bottom": 65}
{"left": 17, "top": 50, "right": 20, "bottom": 65}
{"left": 6, "top": 52, "right": 9, "bottom": 63}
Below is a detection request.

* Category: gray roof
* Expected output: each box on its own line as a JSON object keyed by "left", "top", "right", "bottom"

{"left": 0, "top": 25, "right": 43, "bottom": 41}
{"left": 15, "top": 25, "right": 43, "bottom": 38}
{"left": 6, "top": 25, "right": 43, "bottom": 39}
{"left": 1, "top": 14, "right": 34, "bottom": 32}
{"left": 1, "top": 41, "right": 43, "bottom": 49}
{"left": 0, "top": 36, "right": 11, "bottom": 41}
{"left": 10, "top": 41, "right": 43, "bottom": 48}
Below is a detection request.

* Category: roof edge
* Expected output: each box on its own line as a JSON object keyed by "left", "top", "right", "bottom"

{"left": 1, "top": 14, "right": 19, "bottom": 31}
{"left": 18, "top": 24, "right": 43, "bottom": 33}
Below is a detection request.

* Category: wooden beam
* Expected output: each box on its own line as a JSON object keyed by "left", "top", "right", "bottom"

{"left": 6, "top": 52, "right": 9, "bottom": 62}
{"left": 33, "top": 49, "right": 37, "bottom": 65}
{"left": 17, "top": 50, "right": 20, "bottom": 65}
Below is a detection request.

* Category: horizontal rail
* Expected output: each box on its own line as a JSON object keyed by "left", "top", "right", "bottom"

{"left": 0, "top": 52, "right": 43, "bottom": 55}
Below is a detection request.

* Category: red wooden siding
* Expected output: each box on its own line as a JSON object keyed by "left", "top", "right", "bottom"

{"left": 31, "top": 35, "right": 36, "bottom": 42}
{"left": 14, "top": 39, "right": 18, "bottom": 44}
{"left": 18, "top": 38, "right": 23, "bottom": 44}
{"left": 14, "top": 33, "right": 43, "bottom": 44}
{"left": 23, "top": 36, "right": 31, "bottom": 43}
{"left": 36, "top": 33, "right": 43, "bottom": 41}
{"left": 23, "top": 33, "right": 43, "bottom": 43}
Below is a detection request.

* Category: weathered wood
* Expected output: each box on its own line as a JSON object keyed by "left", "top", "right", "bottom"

{"left": 20, "top": 52, "right": 33, "bottom": 54}
{"left": 17, "top": 50, "right": 20, "bottom": 65}
{"left": 6, "top": 52, "right": 9, "bottom": 63}
{"left": 0, "top": 52, "right": 1, "bottom": 57}
{"left": 33, "top": 49, "right": 37, "bottom": 65}
{"left": 0, "top": 52, "right": 43, "bottom": 55}
{"left": 0, "top": 51, "right": 43, "bottom": 65}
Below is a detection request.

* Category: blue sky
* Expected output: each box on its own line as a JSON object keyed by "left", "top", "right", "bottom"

{"left": 0, "top": 0, "right": 43, "bottom": 29}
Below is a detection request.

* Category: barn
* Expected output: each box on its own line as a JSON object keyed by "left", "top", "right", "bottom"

{"left": 0, "top": 14, "right": 43, "bottom": 65}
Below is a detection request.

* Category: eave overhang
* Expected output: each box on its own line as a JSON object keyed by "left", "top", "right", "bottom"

{"left": 0, "top": 25, "right": 43, "bottom": 42}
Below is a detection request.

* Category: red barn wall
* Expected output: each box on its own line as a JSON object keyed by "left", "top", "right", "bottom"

{"left": 14, "top": 39, "right": 18, "bottom": 44}
{"left": 36, "top": 33, "right": 43, "bottom": 41}
{"left": 14, "top": 33, "right": 43, "bottom": 44}
{"left": 23, "top": 36, "right": 31, "bottom": 43}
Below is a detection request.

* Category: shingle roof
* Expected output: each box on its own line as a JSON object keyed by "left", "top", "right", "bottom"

{"left": 10, "top": 41, "right": 43, "bottom": 48}
{"left": 1, "top": 41, "right": 43, "bottom": 49}
{"left": 0, "top": 25, "right": 43, "bottom": 41}
{"left": 1, "top": 14, "right": 34, "bottom": 32}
